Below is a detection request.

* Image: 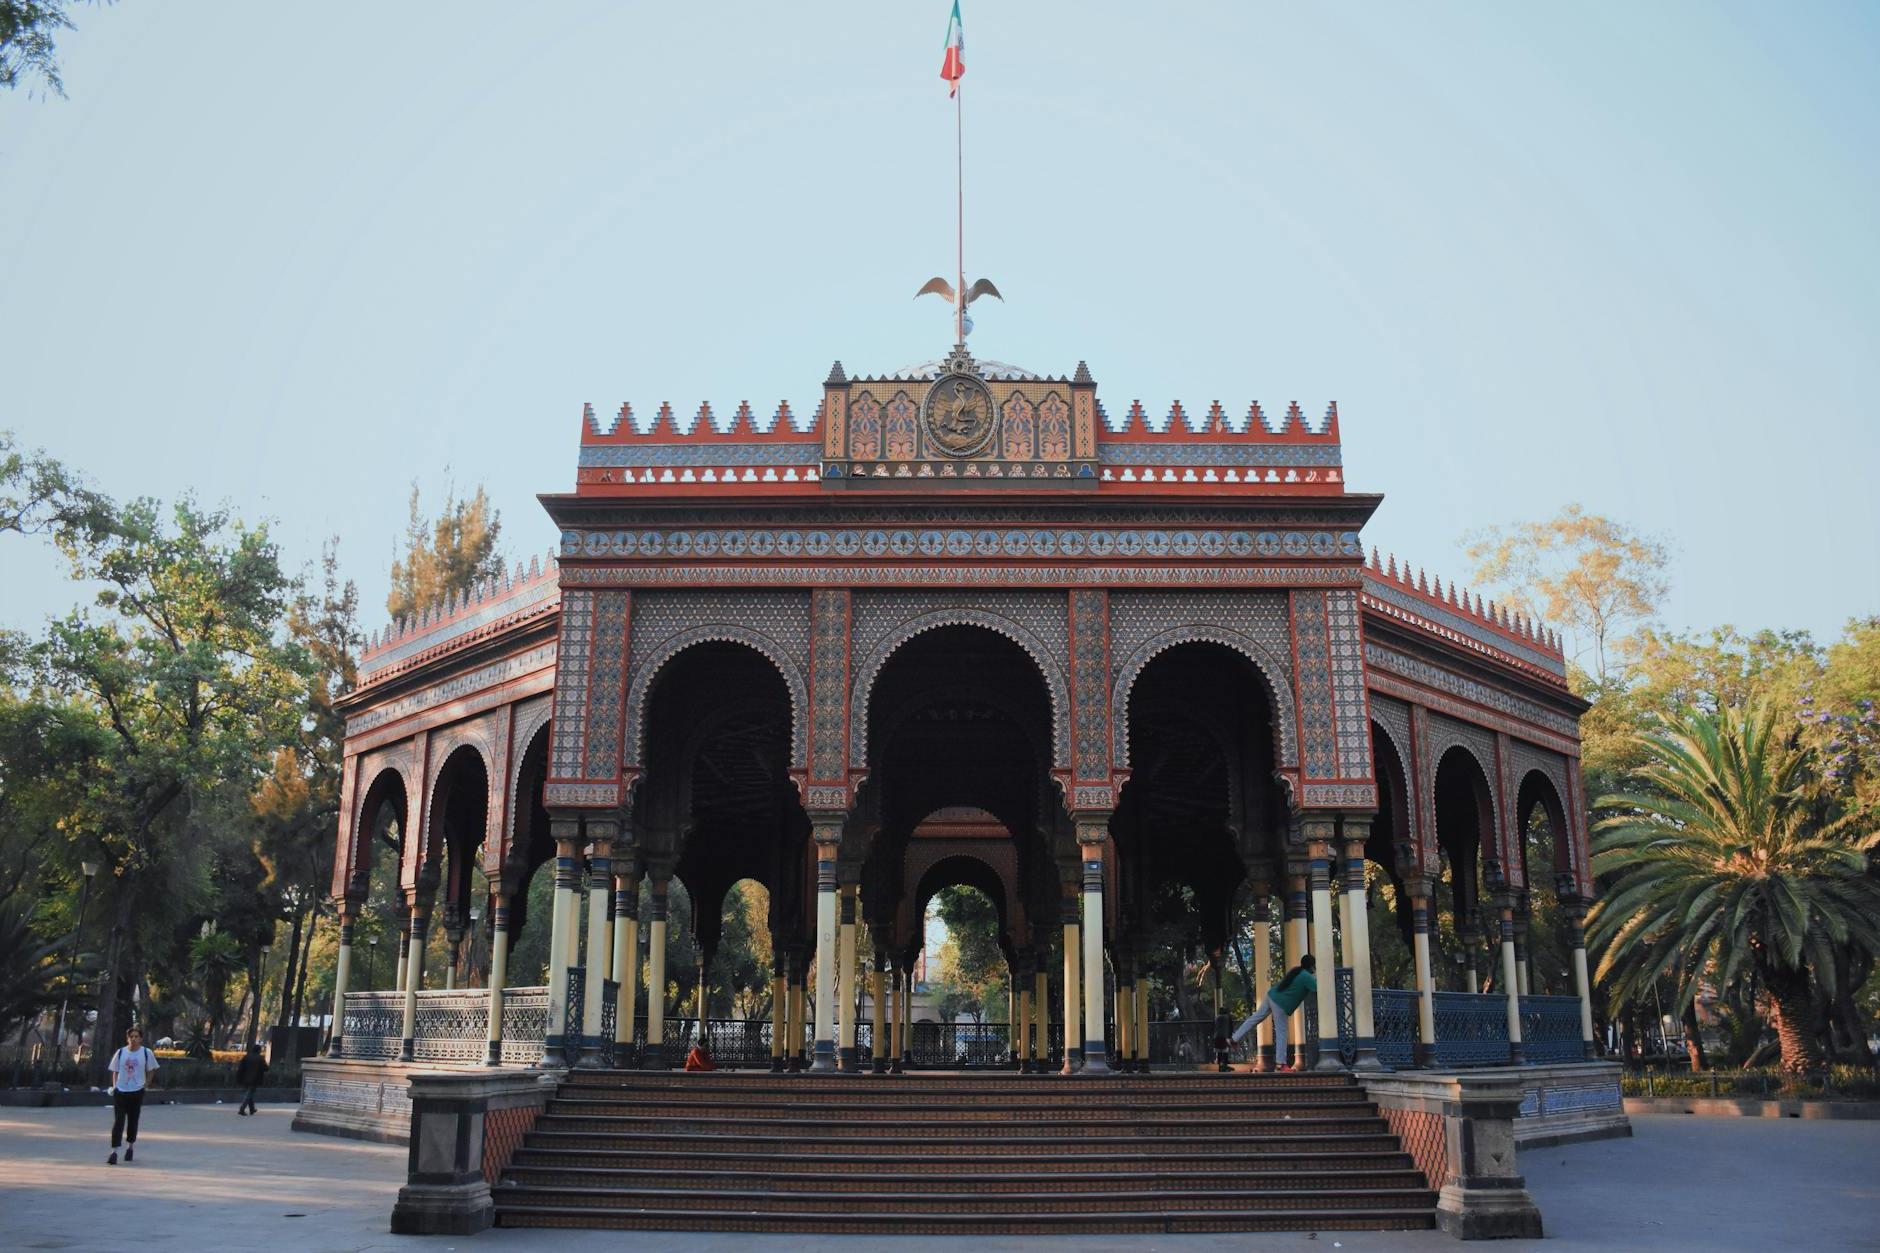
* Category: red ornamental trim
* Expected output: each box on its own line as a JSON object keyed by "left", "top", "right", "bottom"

{"left": 1366, "top": 671, "right": 1580, "bottom": 759}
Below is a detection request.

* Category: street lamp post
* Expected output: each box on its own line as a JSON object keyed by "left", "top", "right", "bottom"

{"left": 248, "top": 945, "right": 271, "bottom": 1050}
{"left": 53, "top": 861, "right": 100, "bottom": 1062}
{"left": 365, "top": 936, "right": 381, "bottom": 991}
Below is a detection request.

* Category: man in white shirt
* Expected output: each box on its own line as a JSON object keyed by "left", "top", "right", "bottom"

{"left": 106, "top": 1026, "right": 159, "bottom": 1165}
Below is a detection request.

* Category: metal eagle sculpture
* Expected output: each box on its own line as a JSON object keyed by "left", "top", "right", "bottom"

{"left": 916, "top": 276, "right": 1002, "bottom": 340}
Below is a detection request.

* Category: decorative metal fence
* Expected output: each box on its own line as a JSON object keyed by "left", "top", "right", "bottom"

{"left": 411, "top": 990, "right": 497, "bottom": 1065}
{"left": 909, "top": 1021, "right": 1011, "bottom": 1067}
{"left": 1520, "top": 995, "right": 1584, "bottom": 1064}
{"left": 339, "top": 990, "right": 404, "bottom": 1061}
{"left": 1372, "top": 988, "right": 1421, "bottom": 1069}
{"left": 1431, "top": 991, "right": 1514, "bottom": 1067}
{"left": 498, "top": 987, "right": 549, "bottom": 1065}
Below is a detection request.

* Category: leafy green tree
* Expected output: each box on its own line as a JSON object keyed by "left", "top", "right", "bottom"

{"left": 932, "top": 887, "right": 1007, "bottom": 1022}
{"left": 186, "top": 926, "right": 242, "bottom": 1054}
{"left": 0, "top": 1, "right": 100, "bottom": 97}
{"left": 0, "top": 430, "right": 111, "bottom": 540}
{"left": 35, "top": 496, "right": 310, "bottom": 1078}
{"left": 386, "top": 483, "right": 506, "bottom": 622}
{"left": 1590, "top": 705, "right": 1880, "bottom": 1073}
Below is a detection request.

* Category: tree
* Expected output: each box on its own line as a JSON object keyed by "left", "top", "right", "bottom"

{"left": 0, "top": 1, "right": 101, "bottom": 97}
{"left": 1466, "top": 505, "right": 1670, "bottom": 682}
{"left": 1589, "top": 705, "right": 1880, "bottom": 1073}
{"left": 385, "top": 483, "right": 505, "bottom": 622}
{"left": 0, "top": 430, "right": 111, "bottom": 540}
{"left": 35, "top": 496, "right": 310, "bottom": 1079}
{"left": 931, "top": 887, "right": 1007, "bottom": 1021}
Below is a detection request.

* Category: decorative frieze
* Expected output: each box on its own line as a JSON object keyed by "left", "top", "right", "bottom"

{"left": 558, "top": 526, "right": 1364, "bottom": 563}
{"left": 344, "top": 645, "right": 556, "bottom": 739}
{"left": 1365, "top": 643, "right": 1580, "bottom": 739}
{"left": 562, "top": 563, "right": 1363, "bottom": 589}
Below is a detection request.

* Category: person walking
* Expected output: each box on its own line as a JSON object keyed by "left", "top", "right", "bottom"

{"left": 234, "top": 1044, "right": 268, "bottom": 1115}
{"left": 1229, "top": 954, "right": 1317, "bottom": 1071}
{"left": 106, "top": 1026, "right": 159, "bottom": 1164}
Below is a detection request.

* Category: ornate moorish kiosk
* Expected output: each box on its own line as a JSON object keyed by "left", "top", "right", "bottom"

{"left": 301, "top": 346, "right": 1626, "bottom": 1238}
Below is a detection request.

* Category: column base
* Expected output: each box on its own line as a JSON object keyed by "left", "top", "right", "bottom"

{"left": 1313, "top": 1046, "right": 1347, "bottom": 1072}
{"left": 1413, "top": 1041, "right": 1437, "bottom": 1068}
{"left": 484, "top": 1041, "right": 503, "bottom": 1067}
{"left": 1258, "top": 1044, "right": 1276, "bottom": 1072}
{"left": 1583, "top": 1040, "right": 1599, "bottom": 1060}
{"left": 327, "top": 1037, "right": 344, "bottom": 1060}
{"left": 1436, "top": 1181, "right": 1544, "bottom": 1240}
{"left": 1351, "top": 1042, "right": 1386, "bottom": 1072}
{"left": 768, "top": 1056, "right": 786, "bottom": 1072}
{"left": 787, "top": 1054, "right": 805, "bottom": 1073}
{"left": 1079, "top": 1045, "right": 1111, "bottom": 1075}
{"left": 1509, "top": 1043, "right": 1526, "bottom": 1065}
{"left": 1062, "top": 1047, "right": 1083, "bottom": 1075}
{"left": 390, "top": 1179, "right": 494, "bottom": 1236}
{"left": 838, "top": 1046, "right": 861, "bottom": 1072}
{"left": 399, "top": 1038, "right": 416, "bottom": 1063}
{"left": 870, "top": 1055, "right": 887, "bottom": 1074}
{"left": 809, "top": 1042, "right": 837, "bottom": 1072}
{"left": 577, "top": 1038, "right": 612, "bottom": 1069}
{"left": 640, "top": 1042, "right": 669, "bottom": 1070}
{"left": 888, "top": 1059, "right": 904, "bottom": 1074}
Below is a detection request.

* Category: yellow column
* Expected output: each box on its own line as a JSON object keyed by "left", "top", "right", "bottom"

{"left": 1251, "top": 890, "right": 1274, "bottom": 1070}
{"left": 1410, "top": 880, "right": 1437, "bottom": 1068}
{"left": 1306, "top": 828, "right": 1342, "bottom": 1070}
{"left": 1033, "top": 961, "right": 1050, "bottom": 1071}
{"left": 397, "top": 895, "right": 430, "bottom": 1062}
{"left": 1078, "top": 832, "right": 1110, "bottom": 1073}
{"left": 613, "top": 865, "right": 639, "bottom": 1061}
{"left": 579, "top": 831, "right": 615, "bottom": 1067}
{"left": 886, "top": 962, "right": 902, "bottom": 1072}
{"left": 837, "top": 884, "right": 860, "bottom": 1071}
{"left": 644, "top": 874, "right": 670, "bottom": 1068}
{"left": 768, "top": 956, "right": 787, "bottom": 1072}
{"left": 1061, "top": 891, "right": 1082, "bottom": 1074}
{"left": 1135, "top": 973, "right": 1150, "bottom": 1069}
{"left": 787, "top": 955, "right": 806, "bottom": 1071}
{"left": 543, "top": 823, "right": 580, "bottom": 1065}
{"left": 1284, "top": 865, "right": 1309, "bottom": 1069}
{"left": 810, "top": 841, "right": 839, "bottom": 1072}
{"left": 483, "top": 892, "right": 511, "bottom": 1066}
{"left": 1115, "top": 968, "right": 1133, "bottom": 1067}
{"left": 1342, "top": 828, "right": 1382, "bottom": 1070}
{"left": 393, "top": 910, "right": 411, "bottom": 995}
{"left": 1015, "top": 960, "right": 1031, "bottom": 1071}
{"left": 870, "top": 951, "right": 887, "bottom": 1073}
{"left": 1498, "top": 900, "right": 1525, "bottom": 1064}
{"left": 326, "top": 908, "right": 356, "bottom": 1058}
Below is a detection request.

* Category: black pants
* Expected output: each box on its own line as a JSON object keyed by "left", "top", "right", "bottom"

{"left": 239, "top": 1084, "right": 259, "bottom": 1114}
{"left": 110, "top": 1090, "right": 144, "bottom": 1147}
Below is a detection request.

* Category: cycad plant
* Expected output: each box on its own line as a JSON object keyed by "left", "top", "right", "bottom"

{"left": 1589, "top": 704, "right": 1880, "bottom": 1073}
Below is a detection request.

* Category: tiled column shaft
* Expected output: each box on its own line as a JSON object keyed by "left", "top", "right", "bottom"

{"left": 644, "top": 878, "right": 669, "bottom": 1068}
{"left": 398, "top": 900, "right": 430, "bottom": 1062}
{"left": 484, "top": 895, "right": 511, "bottom": 1066}
{"left": 1061, "top": 893, "right": 1082, "bottom": 1073}
{"left": 1411, "top": 884, "right": 1437, "bottom": 1068}
{"left": 613, "top": 868, "right": 639, "bottom": 1057}
{"left": 1080, "top": 847, "right": 1110, "bottom": 1073}
{"left": 810, "top": 849, "right": 838, "bottom": 1072}
{"left": 837, "top": 885, "right": 859, "bottom": 1071}
{"left": 579, "top": 838, "right": 613, "bottom": 1066}
{"left": 543, "top": 832, "right": 579, "bottom": 1062}
{"left": 326, "top": 912, "right": 355, "bottom": 1058}
{"left": 1499, "top": 903, "right": 1525, "bottom": 1064}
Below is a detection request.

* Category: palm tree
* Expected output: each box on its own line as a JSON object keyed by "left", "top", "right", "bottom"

{"left": 1589, "top": 704, "right": 1880, "bottom": 1073}
{"left": 0, "top": 898, "right": 90, "bottom": 1044}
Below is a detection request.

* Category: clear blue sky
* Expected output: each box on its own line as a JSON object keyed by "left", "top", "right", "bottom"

{"left": 3, "top": 3, "right": 1875, "bottom": 654}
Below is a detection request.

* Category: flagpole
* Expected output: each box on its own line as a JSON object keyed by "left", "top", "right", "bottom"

{"left": 955, "top": 79, "right": 964, "bottom": 346}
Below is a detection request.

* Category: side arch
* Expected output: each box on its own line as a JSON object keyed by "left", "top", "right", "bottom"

{"left": 422, "top": 725, "right": 498, "bottom": 867}
{"left": 624, "top": 626, "right": 809, "bottom": 771}
{"left": 505, "top": 696, "right": 554, "bottom": 860}
{"left": 1424, "top": 715, "right": 1503, "bottom": 865}
{"left": 347, "top": 747, "right": 416, "bottom": 893}
{"left": 849, "top": 610, "right": 1071, "bottom": 771}
{"left": 1110, "top": 626, "right": 1298, "bottom": 772}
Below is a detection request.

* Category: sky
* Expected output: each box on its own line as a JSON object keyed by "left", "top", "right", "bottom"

{"left": 2, "top": 2, "right": 1876, "bottom": 655}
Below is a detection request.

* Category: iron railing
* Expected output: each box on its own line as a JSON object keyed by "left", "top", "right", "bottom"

{"left": 1520, "top": 994, "right": 1584, "bottom": 1064}
{"left": 498, "top": 987, "right": 549, "bottom": 1065}
{"left": 1432, "top": 991, "right": 1514, "bottom": 1067}
{"left": 339, "top": 990, "right": 404, "bottom": 1061}
{"left": 1373, "top": 988, "right": 1421, "bottom": 1069}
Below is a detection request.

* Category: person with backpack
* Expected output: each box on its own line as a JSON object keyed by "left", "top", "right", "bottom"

{"left": 106, "top": 1026, "right": 160, "bottom": 1164}
{"left": 1229, "top": 953, "right": 1317, "bottom": 1071}
{"left": 234, "top": 1044, "right": 268, "bottom": 1115}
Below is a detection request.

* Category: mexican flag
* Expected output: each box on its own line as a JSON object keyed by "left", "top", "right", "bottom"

{"left": 940, "top": 1, "right": 964, "bottom": 96}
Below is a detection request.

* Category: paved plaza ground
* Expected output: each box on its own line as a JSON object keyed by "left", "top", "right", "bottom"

{"left": 1, "top": 1104, "right": 1875, "bottom": 1251}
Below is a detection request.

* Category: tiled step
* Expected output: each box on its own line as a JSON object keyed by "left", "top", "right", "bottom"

{"left": 558, "top": 1071, "right": 1353, "bottom": 1095}
{"left": 501, "top": 1165, "right": 1434, "bottom": 1195}
{"left": 507, "top": 1145, "right": 1420, "bottom": 1176}
{"left": 493, "top": 1204, "right": 1437, "bottom": 1235}
{"left": 494, "top": 1183, "right": 1439, "bottom": 1217}
{"left": 547, "top": 1091, "right": 1372, "bottom": 1114}
{"left": 532, "top": 1112, "right": 1391, "bottom": 1139}
{"left": 519, "top": 1128, "right": 1410, "bottom": 1157}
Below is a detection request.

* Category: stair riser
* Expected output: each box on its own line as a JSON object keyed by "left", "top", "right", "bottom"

{"left": 493, "top": 1209, "right": 1436, "bottom": 1235}
{"left": 497, "top": 1187, "right": 1439, "bottom": 1216}
{"left": 520, "top": 1133, "right": 1409, "bottom": 1157}
{"left": 548, "top": 1097, "right": 1376, "bottom": 1117}
{"left": 500, "top": 1169, "right": 1433, "bottom": 1195}
{"left": 535, "top": 1117, "right": 1389, "bottom": 1139}
{"left": 509, "top": 1150, "right": 1419, "bottom": 1176}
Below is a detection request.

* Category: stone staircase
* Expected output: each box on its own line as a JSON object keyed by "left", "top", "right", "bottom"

{"left": 491, "top": 1070, "right": 1437, "bottom": 1235}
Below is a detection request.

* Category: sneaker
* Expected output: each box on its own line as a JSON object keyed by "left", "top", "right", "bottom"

{"left": 124, "top": 1146, "right": 133, "bottom": 1162}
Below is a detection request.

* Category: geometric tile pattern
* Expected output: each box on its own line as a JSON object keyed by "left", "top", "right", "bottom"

{"left": 622, "top": 591, "right": 813, "bottom": 769}
{"left": 846, "top": 592, "right": 1071, "bottom": 771}
{"left": 1292, "top": 590, "right": 1337, "bottom": 780}
{"left": 1068, "top": 589, "right": 1110, "bottom": 784}
{"left": 1378, "top": 1104, "right": 1448, "bottom": 1189}
{"left": 548, "top": 589, "right": 593, "bottom": 784}
{"left": 482, "top": 1102, "right": 543, "bottom": 1184}
{"left": 1326, "top": 589, "right": 1373, "bottom": 780}
{"left": 809, "top": 590, "right": 850, "bottom": 786}
{"left": 1106, "top": 591, "right": 1296, "bottom": 771}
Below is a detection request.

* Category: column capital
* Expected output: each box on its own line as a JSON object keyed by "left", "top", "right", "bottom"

{"left": 810, "top": 815, "right": 845, "bottom": 846}
{"left": 1073, "top": 814, "right": 1112, "bottom": 847}
{"left": 1339, "top": 813, "right": 1373, "bottom": 841}
{"left": 1294, "top": 813, "right": 1338, "bottom": 845}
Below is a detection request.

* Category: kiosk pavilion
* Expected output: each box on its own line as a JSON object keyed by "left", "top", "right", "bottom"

{"left": 301, "top": 344, "right": 1625, "bottom": 1237}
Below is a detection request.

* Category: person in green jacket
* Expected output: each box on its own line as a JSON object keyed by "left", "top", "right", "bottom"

{"left": 1229, "top": 954, "right": 1317, "bottom": 1070}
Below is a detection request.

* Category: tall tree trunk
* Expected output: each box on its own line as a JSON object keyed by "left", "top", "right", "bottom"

{"left": 290, "top": 912, "right": 315, "bottom": 1028}
{"left": 276, "top": 910, "right": 304, "bottom": 1027}
{"left": 1762, "top": 963, "right": 1824, "bottom": 1074}
{"left": 242, "top": 948, "right": 263, "bottom": 1050}
{"left": 90, "top": 889, "right": 134, "bottom": 1085}
{"left": 1831, "top": 949, "right": 1876, "bottom": 1065}
{"left": 1682, "top": 1002, "right": 1707, "bottom": 1071}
